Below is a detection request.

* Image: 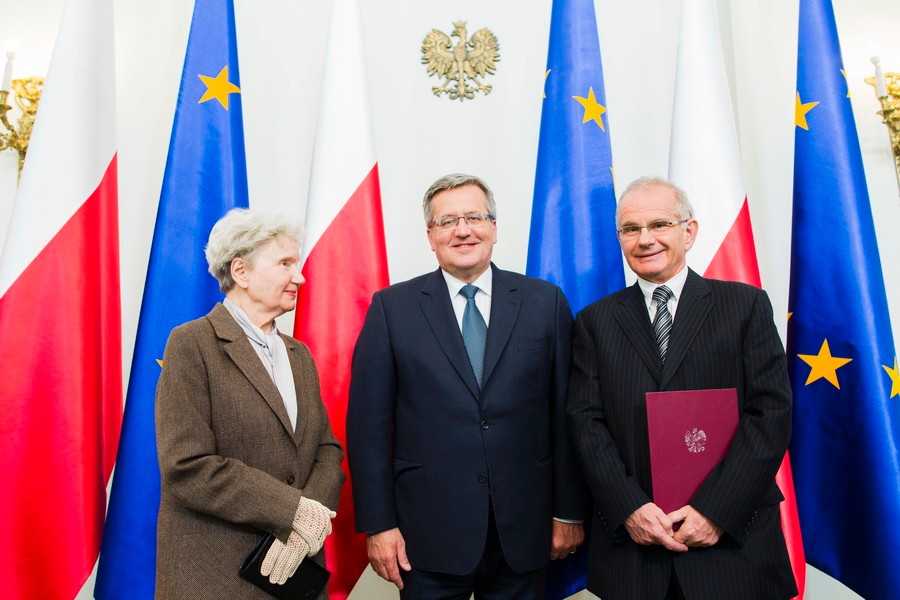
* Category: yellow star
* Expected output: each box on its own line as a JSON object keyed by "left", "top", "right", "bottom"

{"left": 543, "top": 69, "right": 550, "bottom": 99}
{"left": 156, "top": 359, "right": 164, "bottom": 368}
{"left": 840, "top": 69, "right": 851, "bottom": 98}
{"left": 573, "top": 87, "right": 607, "bottom": 131}
{"left": 795, "top": 92, "right": 818, "bottom": 130}
{"left": 198, "top": 65, "right": 241, "bottom": 109}
{"left": 883, "top": 357, "right": 900, "bottom": 398}
{"left": 798, "top": 339, "right": 852, "bottom": 389}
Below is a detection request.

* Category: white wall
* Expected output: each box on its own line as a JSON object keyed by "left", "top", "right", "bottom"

{"left": 2, "top": 1, "right": 896, "bottom": 598}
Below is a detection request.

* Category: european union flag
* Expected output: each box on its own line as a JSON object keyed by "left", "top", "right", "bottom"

{"left": 527, "top": 0, "right": 624, "bottom": 318}
{"left": 95, "top": 0, "right": 248, "bottom": 597}
{"left": 788, "top": 1, "right": 900, "bottom": 598}
{"left": 527, "top": 1, "right": 623, "bottom": 598}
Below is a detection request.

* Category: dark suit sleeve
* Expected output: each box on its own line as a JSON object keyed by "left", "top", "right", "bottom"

{"left": 551, "top": 288, "right": 589, "bottom": 521}
{"left": 346, "top": 291, "right": 399, "bottom": 533}
{"left": 689, "top": 289, "right": 792, "bottom": 544}
{"left": 567, "top": 309, "right": 652, "bottom": 530}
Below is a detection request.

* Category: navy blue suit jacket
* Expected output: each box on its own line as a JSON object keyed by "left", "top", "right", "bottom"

{"left": 568, "top": 270, "right": 797, "bottom": 600}
{"left": 347, "top": 265, "right": 586, "bottom": 575}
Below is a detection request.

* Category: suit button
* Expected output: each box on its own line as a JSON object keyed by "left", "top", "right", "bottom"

{"left": 478, "top": 474, "right": 487, "bottom": 483}
{"left": 481, "top": 421, "right": 490, "bottom": 430}
{"left": 286, "top": 475, "right": 295, "bottom": 485}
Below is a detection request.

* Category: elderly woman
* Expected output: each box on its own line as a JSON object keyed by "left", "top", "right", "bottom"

{"left": 154, "top": 208, "right": 345, "bottom": 598}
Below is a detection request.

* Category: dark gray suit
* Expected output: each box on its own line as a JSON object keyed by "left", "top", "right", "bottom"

{"left": 568, "top": 270, "right": 797, "bottom": 600}
{"left": 347, "top": 265, "right": 586, "bottom": 576}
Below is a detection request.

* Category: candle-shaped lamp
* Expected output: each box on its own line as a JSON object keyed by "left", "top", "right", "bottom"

{"left": 871, "top": 55, "right": 888, "bottom": 98}
{"left": 1, "top": 50, "right": 14, "bottom": 91}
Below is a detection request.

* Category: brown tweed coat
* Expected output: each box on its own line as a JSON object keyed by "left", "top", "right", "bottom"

{"left": 155, "top": 303, "right": 345, "bottom": 599}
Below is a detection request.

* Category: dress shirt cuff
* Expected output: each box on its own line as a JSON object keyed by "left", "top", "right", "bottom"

{"left": 553, "top": 517, "right": 584, "bottom": 524}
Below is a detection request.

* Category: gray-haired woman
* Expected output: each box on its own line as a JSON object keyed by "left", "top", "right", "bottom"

{"left": 154, "top": 208, "right": 344, "bottom": 599}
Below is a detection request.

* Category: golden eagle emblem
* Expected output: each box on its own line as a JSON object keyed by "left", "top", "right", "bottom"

{"left": 421, "top": 21, "right": 500, "bottom": 101}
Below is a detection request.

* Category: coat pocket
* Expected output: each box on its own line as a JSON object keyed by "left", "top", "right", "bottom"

{"left": 392, "top": 457, "right": 424, "bottom": 479}
{"left": 518, "top": 336, "right": 551, "bottom": 352}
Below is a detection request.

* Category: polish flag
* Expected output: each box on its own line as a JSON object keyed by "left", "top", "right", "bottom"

{"left": 293, "top": 0, "right": 389, "bottom": 597}
{"left": 0, "top": 0, "right": 121, "bottom": 598}
{"left": 668, "top": 0, "right": 805, "bottom": 597}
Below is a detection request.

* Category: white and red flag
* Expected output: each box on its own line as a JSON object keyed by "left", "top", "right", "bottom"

{"left": 668, "top": 0, "right": 805, "bottom": 596}
{"left": 0, "top": 0, "right": 121, "bottom": 598}
{"left": 293, "top": 0, "right": 389, "bottom": 597}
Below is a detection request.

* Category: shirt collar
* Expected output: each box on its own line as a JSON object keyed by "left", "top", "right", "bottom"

{"left": 636, "top": 265, "right": 688, "bottom": 311}
{"left": 442, "top": 266, "right": 493, "bottom": 298}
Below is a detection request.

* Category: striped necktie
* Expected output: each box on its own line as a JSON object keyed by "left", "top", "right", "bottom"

{"left": 460, "top": 284, "right": 487, "bottom": 387}
{"left": 652, "top": 285, "right": 673, "bottom": 363}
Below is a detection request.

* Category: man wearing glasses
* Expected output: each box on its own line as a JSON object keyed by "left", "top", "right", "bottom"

{"left": 568, "top": 177, "right": 797, "bottom": 600}
{"left": 347, "top": 173, "right": 585, "bottom": 599}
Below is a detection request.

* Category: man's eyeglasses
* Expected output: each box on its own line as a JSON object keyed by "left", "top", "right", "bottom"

{"left": 616, "top": 219, "right": 689, "bottom": 239}
{"left": 429, "top": 212, "right": 495, "bottom": 230}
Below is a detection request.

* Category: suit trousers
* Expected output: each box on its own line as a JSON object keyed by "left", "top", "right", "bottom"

{"left": 667, "top": 568, "right": 687, "bottom": 600}
{"left": 399, "top": 502, "right": 547, "bottom": 600}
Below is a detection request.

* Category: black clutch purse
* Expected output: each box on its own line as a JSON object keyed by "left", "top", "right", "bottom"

{"left": 239, "top": 533, "right": 330, "bottom": 600}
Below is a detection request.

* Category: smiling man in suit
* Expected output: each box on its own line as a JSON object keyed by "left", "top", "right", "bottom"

{"left": 347, "top": 173, "right": 585, "bottom": 599}
{"left": 568, "top": 176, "right": 797, "bottom": 600}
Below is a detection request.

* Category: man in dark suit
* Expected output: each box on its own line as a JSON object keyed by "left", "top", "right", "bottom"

{"left": 347, "top": 173, "right": 586, "bottom": 599}
{"left": 568, "top": 177, "right": 797, "bottom": 600}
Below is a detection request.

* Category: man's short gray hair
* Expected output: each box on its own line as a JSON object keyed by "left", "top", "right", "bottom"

{"left": 205, "top": 208, "right": 303, "bottom": 292}
{"left": 616, "top": 176, "right": 695, "bottom": 225}
{"left": 422, "top": 173, "right": 497, "bottom": 224}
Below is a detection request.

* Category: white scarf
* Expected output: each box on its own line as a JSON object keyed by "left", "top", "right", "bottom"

{"left": 223, "top": 298, "right": 298, "bottom": 431}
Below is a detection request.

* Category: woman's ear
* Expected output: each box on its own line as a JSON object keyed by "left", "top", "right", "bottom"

{"left": 231, "top": 257, "right": 249, "bottom": 290}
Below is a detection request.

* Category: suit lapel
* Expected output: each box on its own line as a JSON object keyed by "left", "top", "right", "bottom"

{"left": 660, "top": 270, "right": 712, "bottom": 388}
{"left": 614, "top": 283, "right": 663, "bottom": 383}
{"left": 482, "top": 267, "right": 520, "bottom": 388}
{"left": 209, "top": 304, "right": 297, "bottom": 439}
{"left": 418, "top": 269, "right": 481, "bottom": 398}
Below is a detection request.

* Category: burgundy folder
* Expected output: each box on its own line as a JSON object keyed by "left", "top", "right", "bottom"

{"left": 645, "top": 388, "right": 739, "bottom": 514}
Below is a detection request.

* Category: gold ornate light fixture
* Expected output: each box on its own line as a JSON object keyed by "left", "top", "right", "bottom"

{"left": 1, "top": 51, "right": 44, "bottom": 179}
{"left": 866, "top": 56, "right": 900, "bottom": 194}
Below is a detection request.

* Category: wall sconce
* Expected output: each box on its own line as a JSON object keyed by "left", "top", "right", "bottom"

{"left": 866, "top": 56, "right": 900, "bottom": 195}
{"left": 0, "top": 51, "right": 44, "bottom": 180}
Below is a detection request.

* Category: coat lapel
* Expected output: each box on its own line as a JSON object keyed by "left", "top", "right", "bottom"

{"left": 659, "top": 270, "right": 712, "bottom": 388}
{"left": 282, "top": 335, "right": 310, "bottom": 444}
{"left": 482, "top": 267, "right": 520, "bottom": 388}
{"left": 208, "top": 304, "right": 297, "bottom": 439}
{"left": 418, "top": 269, "right": 481, "bottom": 398}
{"left": 614, "top": 283, "right": 663, "bottom": 383}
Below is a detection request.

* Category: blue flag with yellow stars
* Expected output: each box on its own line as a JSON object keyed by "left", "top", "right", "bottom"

{"left": 94, "top": 0, "right": 248, "bottom": 597}
{"left": 528, "top": 1, "right": 623, "bottom": 598}
{"left": 788, "top": 0, "right": 900, "bottom": 598}
{"left": 527, "top": 0, "right": 624, "bottom": 317}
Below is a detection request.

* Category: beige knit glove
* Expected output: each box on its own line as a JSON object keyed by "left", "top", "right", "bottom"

{"left": 292, "top": 497, "right": 337, "bottom": 556}
{"left": 260, "top": 531, "right": 310, "bottom": 584}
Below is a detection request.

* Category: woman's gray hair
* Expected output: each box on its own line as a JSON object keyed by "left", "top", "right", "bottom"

{"left": 422, "top": 173, "right": 497, "bottom": 224}
{"left": 616, "top": 176, "right": 695, "bottom": 224}
{"left": 205, "top": 208, "right": 303, "bottom": 292}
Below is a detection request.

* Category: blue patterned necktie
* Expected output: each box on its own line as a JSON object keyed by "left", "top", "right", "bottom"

{"left": 460, "top": 284, "right": 487, "bottom": 387}
{"left": 652, "top": 285, "right": 673, "bottom": 364}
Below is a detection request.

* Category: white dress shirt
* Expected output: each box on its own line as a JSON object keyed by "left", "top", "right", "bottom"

{"left": 636, "top": 265, "right": 689, "bottom": 323}
{"left": 442, "top": 266, "right": 493, "bottom": 330}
